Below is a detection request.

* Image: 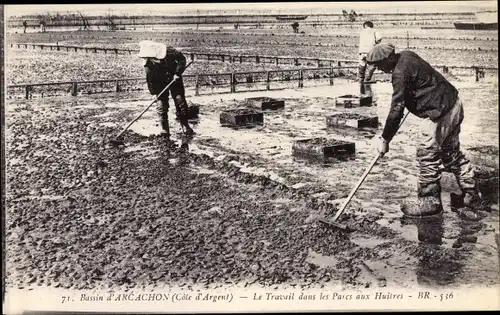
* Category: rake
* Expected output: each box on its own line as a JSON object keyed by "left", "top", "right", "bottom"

{"left": 109, "top": 61, "right": 193, "bottom": 146}
{"left": 319, "top": 110, "right": 411, "bottom": 231}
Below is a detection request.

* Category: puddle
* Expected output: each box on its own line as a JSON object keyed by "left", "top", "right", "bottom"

{"left": 305, "top": 249, "right": 339, "bottom": 269}
{"left": 115, "top": 83, "right": 498, "bottom": 289}
{"left": 351, "top": 234, "right": 390, "bottom": 248}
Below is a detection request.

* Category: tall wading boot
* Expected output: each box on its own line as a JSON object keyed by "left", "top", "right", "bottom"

{"left": 400, "top": 182, "right": 444, "bottom": 218}
{"left": 160, "top": 114, "right": 177, "bottom": 151}
{"left": 364, "top": 63, "right": 376, "bottom": 83}
{"left": 357, "top": 64, "right": 366, "bottom": 83}
{"left": 452, "top": 189, "right": 489, "bottom": 221}
{"left": 174, "top": 94, "right": 195, "bottom": 138}
{"left": 443, "top": 151, "right": 490, "bottom": 221}
{"left": 181, "top": 119, "right": 194, "bottom": 137}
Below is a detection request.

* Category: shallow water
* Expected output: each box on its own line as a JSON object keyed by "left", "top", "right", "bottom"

{"left": 135, "top": 82, "right": 497, "bottom": 288}
{"left": 7, "top": 80, "right": 497, "bottom": 290}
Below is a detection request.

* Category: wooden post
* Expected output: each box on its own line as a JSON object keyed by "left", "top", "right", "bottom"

{"left": 115, "top": 49, "right": 118, "bottom": 54}
{"left": 474, "top": 67, "right": 479, "bottom": 82}
{"left": 317, "top": 59, "right": 321, "bottom": 67}
{"left": 266, "top": 71, "right": 270, "bottom": 90}
{"left": 294, "top": 58, "right": 299, "bottom": 66}
{"left": 190, "top": 53, "right": 194, "bottom": 61}
{"left": 40, "top": 45, "right": 44, "bottom": 50}
{"left": 330, "top": 67, "right": 334, "bottom": 85}
{"left": 57, "top": 43, "right": 60, "bottom": 51}
{"left": 230, "top": 73, "right": 236, "bottom": 93}
{"left": 33, "top": 44, "right": 35, "bottom": 49}
{"left": 239, "top": 55, "right": 243, "bottom": 63}
{"left": 115, "top": 80, "right": 120, "bottom": 92}
{"left": 275, "top": 57, "right": 279, "bottom": 66}
{"left": 25, "top": 85, "right": 31, "bottom": 99}
{"left": 66, "top": 47, "right": 69, "bottom": 52}
{"left": 195, "top": 75, "right": 200, "bottom": 96}
{"left": 75, "top": 47, "right": 78, "bottom": 52}
{"left": 299, "top": 70, "right": 304, "bottom": 88}
{"left": 94, "top": 48, "right": 97, "bottom": 53}
{"left": 71, "top": 82, "right": 78, "bottom": 96}
{"left": 222, "top": 55, "right": 225, "bottom": 62}
{"left": 338, "top": 61, "right": 342, "bottom": 67}
{"left": 256, "top": 55, "right": 260, "bottom": 63}
{"left": 207, "top": 54, "right": 211, "bottom": 62}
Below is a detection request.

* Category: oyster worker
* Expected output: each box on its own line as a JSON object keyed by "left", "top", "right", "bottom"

{"left": 137, "top": 40, "right": 194, "bottom": 142}
{"left": 366, "top": 43, "right": 489, "bottom": 219}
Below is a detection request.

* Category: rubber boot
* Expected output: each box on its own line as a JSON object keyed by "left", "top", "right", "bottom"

{"left": 160, "top": 117, "right": 171, "bottom": 139}
{"left": 180, "top": 117, "right": 194, "bottom": 138}
{"left": 357, "top": 64, "right": 366, "bottom": 83}
{"left": 159, "top": 115, "right": 177, "bottom": 150}
{"left": 364, "top": 63, "right": 376, "bottom": 83}
{"left": 400, "top": 182, "right": 443, "bottom": 218}
{"left": 453, "top": 189, "right": 489, "bottom": 221}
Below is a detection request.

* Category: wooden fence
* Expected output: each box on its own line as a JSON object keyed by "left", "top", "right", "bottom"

{"left": 7, "top": 43, "right": 497, "bottom": 99}
{"left": 7, "top": 66, "right": 361, "bottom": 99}
{"left": 11, "top": 42, "right": 500, "bottom": 70}
{"left": 10, "top": 42, "right": 358, "bottom": 67}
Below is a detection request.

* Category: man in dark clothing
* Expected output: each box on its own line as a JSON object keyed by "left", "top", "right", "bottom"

{"left": 137, "top": 40, "right": 194, "bottom": 141}
{"left": 366, "top": 43, "right": 488, "bottom": 219}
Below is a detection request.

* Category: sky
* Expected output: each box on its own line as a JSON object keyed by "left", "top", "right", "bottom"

{"left": 4, "top": 1, "right": 498, "bottom": 17}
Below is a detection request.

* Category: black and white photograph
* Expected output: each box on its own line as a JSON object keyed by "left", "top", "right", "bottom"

{"left": 2, "top": 1, "right": 499, "bottom": 313}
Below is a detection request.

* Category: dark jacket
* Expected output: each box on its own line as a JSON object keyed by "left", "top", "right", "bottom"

{"left": 382, "top": 51, "right": 459, "bottom": 142}
{"left": 145, "top": 46, "right": 187, "bottom": 96}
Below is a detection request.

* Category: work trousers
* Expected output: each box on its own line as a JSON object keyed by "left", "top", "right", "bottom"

{"left": 156, "top": 78, "right": 189, "bottom": 133}
{"left": 416, "top": 97, "right": 476, "bottom": 196}
{"left": 358, "top": 53, "right": 376, "bottom": 82}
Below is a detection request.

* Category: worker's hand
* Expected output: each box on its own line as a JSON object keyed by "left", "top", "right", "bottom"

{"left": 378, "top": 137, "right": 389, "bottom": 157}
{"left": 173, "top": 74, "right": 180, "bottom": 81}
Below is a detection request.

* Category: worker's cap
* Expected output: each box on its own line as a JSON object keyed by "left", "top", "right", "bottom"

{"left": 366, "top": 43, "right": 396, "bottom": 63}
{"left": 137, "top": 40, "right": 167, "bottom": 59}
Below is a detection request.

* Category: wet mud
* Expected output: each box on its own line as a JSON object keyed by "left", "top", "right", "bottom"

{"left": 5, "top": 82, "right": 499, "bottom": 292}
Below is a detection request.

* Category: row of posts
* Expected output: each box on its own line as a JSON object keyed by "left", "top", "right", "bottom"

{"left": 20, "top": 65, "right": 486, "bottom": 99}
{"left": 22, "top": 68, "right": 339, "bottom": 99}
{"left": 15, "top": 43, "right": 127, "bottom": 55}
{"left": 14, "top": 43, "right": 344, "bottom": 67}
{"left": 190, "top": 52, "right": 341, "bottom": 68}
{"left": 12, "top": 43, "right": 492, "bottom": 80}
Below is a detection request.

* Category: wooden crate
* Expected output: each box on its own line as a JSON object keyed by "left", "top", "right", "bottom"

{"left": 220, "top": 108, "right": 264, "bottom": 127}
{"left": 326, "top": 113, "right": 378, "bottom": 129}
{"left": 245, "top": 97, "right": 285, "bottom": 110}
{"left": 187, "top": 104, "right": 200, "bottom": 119}
{"left": 292, "top": 137, "right": 355, "bottom": 162}
{"left": 335, "top": 94, "right": 373, "bottom": 108}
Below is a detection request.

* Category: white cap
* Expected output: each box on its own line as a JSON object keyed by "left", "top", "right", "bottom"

{"left": 137, "top": 40, "right": 167, "bottom": 59}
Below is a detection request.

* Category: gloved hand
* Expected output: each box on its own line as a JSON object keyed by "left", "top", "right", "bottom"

{"left": 173, "top": 74, "right": 180, "bottom": 81}
{"left": 378, "top": 137, "right": 389, "bottom": 157}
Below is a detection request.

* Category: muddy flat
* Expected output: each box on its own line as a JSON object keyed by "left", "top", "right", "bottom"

{"left": 5, "top": 81, "right": 499, "bottom": 294}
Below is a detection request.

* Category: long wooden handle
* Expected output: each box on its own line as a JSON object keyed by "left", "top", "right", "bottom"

{"left": 330, "top": 110, "right": 411, "bottom": 221}
{"left": 331, "top": 154, "right": 380, "bottom": 221}
{"left": 114, "top": 61, "right": 192, "bottom": 139}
